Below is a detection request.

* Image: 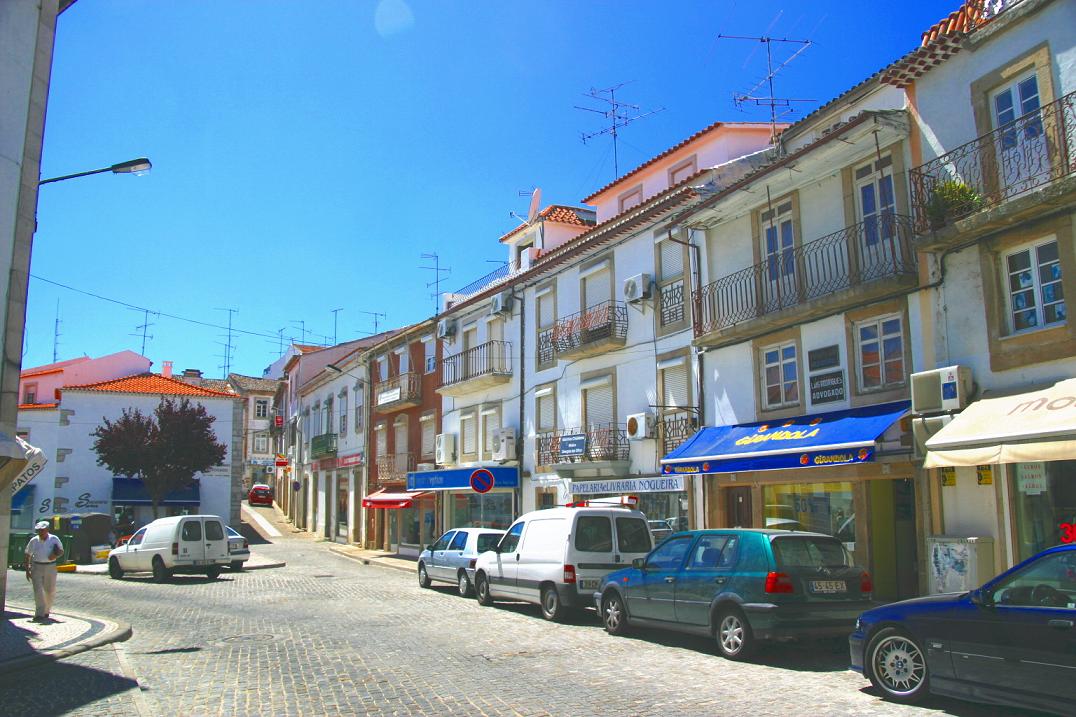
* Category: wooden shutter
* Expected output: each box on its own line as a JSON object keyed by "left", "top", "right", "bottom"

{"left": 584, "top": 383, "right": 614, "bottom": 428}
{"left": 584, "top": 269, "right": 611, "bottom": 309}
{"left": 661, "top": 362, "right": 689, "bottom": 408}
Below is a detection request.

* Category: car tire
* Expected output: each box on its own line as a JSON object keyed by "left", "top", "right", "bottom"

{"left": 866, "top": 627, "right": 929, "bottom": 703}
{"left": 714, "top": 606, "right": 756, "bottom": 660}
{"left": 230, "top": 561, "right": 244, "bottom": 571}
{"left": 540, "top": 584, "right": 566, "bottom": 622}
{"left": 417, "top": 562, "right": 432, "bottom": 588}
{"left": 601, "top": 592, "right": 629, "bottom": 636}
{"left": 152, "top": 556, "right": 170, "bottom": 584}
{"left": 475, "top": 573, "right": 494, "bottom": 606}
{"left": 206, "top": 566, "right": 221, "bottom": 580}
{"left": 457, "top": 571, "right": 472, "bottom": 598}
{"left": 108, "top": 557, "right": 124, "bottom": 580}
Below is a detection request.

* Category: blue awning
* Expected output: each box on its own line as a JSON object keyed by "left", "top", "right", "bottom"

{"left": 111, "top": 477, "right": 200, "bottom": 506}
{"left": 661, "top": 401, "right": 910, "bottom": 475}
{"left": 407, "top": 465, "right": 519, "bottom": 491}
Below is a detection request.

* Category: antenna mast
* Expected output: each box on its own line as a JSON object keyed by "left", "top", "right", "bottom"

{"left": 358, "top": 310, "right": 387, "bottom": 336}
{"left": 52, "top": 300, "right": 61, "bottom": 362}
{"left": 576, "top": 83, "right": 664, "bottom": 179}
{"left": 130, "top": 307, "right": 155, "bottom": 357}
{"left": 719, "top": 34, "right": 814, "bottom": 146}
{"left": 216, "top": 307, "right": 238, "bottom": 377}
{"left": 420, "top": 252, "right": 451, "bottom": 316}
{"left": 330, "top": 308, "right": 343, "bottom": 345}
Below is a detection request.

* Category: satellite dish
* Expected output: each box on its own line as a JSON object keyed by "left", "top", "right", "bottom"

{"left": 527, "top": 187, "right": 542, "bottom": 224}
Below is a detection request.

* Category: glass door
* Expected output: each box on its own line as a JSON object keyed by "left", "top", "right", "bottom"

{"left": 760, "top": 200, "right": 796, "bottom": 312}
{"left": 335, "top": 474, "right": 349, "bottom": 542}
{"left": 856, "top": 158, "right": 898, "bottom": 280}
{"left": 991, "top": 73, "right": 1045, "bottom": 199}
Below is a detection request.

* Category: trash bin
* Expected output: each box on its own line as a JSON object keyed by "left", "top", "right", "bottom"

{"left": 8, "top": 531, "right": 33, "bottom": 569}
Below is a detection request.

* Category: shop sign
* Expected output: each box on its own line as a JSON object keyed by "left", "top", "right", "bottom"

{"left": 940, "top": 466, "right": 956, "bottom": 487}
{"left": 976, "top": 465, "right": 993, "bottom": 486}
{"left": 337, "top": 451, "right": 365, "bottom": 468}
{"left": 809, "top": 371, "right": 846, "bottom": 405}
{"left": 407, "top": 465, "right": 519, "bottom": 491}
{"left": 662, "top": 446, "right": 872, "bottom": 474}
{"left": 313, "top": 457, "right": 337, "bottom": 471}
{"left": 275, "top": 454, "right": 288, "bottom": 467}
{"left": 808, "top": 345, "right": 841, "bottom": 372}
{"left": 249, "top": 458, "right": 276, "bottom": 466}
{"left": 1061, "top": 523, "right": 1075, "bottom": 544}
{"left": 1015, "top": 462, "right": 1047, "bottom": 495}
{"left": 572, "top": 475, "right": 685, "bottom": 495}
{"left": 274, "top": 415, "right": 284, "bottom": 428}
{"left": 376, "top": 387, "right": 401, "bottom": 405}
{"left": 559, "top": 434, "right": 587, "bottom": 457}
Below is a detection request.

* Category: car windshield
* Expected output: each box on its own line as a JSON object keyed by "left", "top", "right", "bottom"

{"left": 476, "top": 533, "right": 502, "bottom": 553}
{"left": 771, "top": 536, "right": 852, "bottom": 569}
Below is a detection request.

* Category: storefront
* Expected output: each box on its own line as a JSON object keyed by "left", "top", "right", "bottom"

{"left": 362, "top": 488, "right": 436, "bottom": 556}
{"left": 925, "top": 378, "right": 1076, "bottom": 568}
{"left": 334, "top": 451, "right": 364, "bottom": 543}
{"left": 407, "top": 466, "right": 518, "bottom": 532}
{"left": 662, "top": 401, "right": 920, "bottom": 601}
{"left": 111, "top": 477, "right": 200, "bottom": 528}
{"left": 570, "top": 475, "right": 691, "bottom": 536}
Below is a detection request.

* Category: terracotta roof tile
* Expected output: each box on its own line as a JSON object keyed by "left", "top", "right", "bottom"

{"left": 63, "top": 373, "right": 240, "bottom": 399}
{"left": 18, "top": 402, "right": 58, "bottom": 411}
{"left": 496, "top": 205, "right": 595, "bottom": 244}
{"left": 228, "top": 373, "right": 282, "bottom": 393}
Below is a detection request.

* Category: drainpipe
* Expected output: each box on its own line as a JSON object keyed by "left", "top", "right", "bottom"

{"left": 515, "top": 290, "right": 525, "bottom": 517}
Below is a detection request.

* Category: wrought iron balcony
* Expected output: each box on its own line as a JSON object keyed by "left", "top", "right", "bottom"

{"left": 694, "top": 214, "right": 917, "bottom": 343}
{"left": 310, "top": 432, "right": 337, "bottom": 459}
{"left": 659, "top": 280, "right": 686, "bottom": 327}
{"left": 660, "top": 411, "right": 699, "bottom": 457}
{"left": 910, "top": 90, "right": 1076, "bottom": 235}
{"left": 374, "top": 371, "right": 421, "bottom": 412}
{"left": 375, "top": 452, "right": 414, "bottom": 484}
{"left": 551, "top": 300, "right": 628, "bottom": 359}
{"left": 535, "top": 424, "right": 629, "bottom": 469}
{"left": 537, "top": 328, "right": 556, "bottom": 367}
{"left": 438, "top": 340, "right": 512, "bottom": 396}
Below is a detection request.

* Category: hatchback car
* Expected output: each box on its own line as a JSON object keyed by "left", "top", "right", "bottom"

{"left": 596, "top": 529, "right": 873, "bottom": 659}
{"left": 850, "top": 544, "right": 1075, "bottom": 715}
{"left": 248, "top": 483, "right": 274, "bottom": 506}
{"left": 418, "top": 527, "right": 505, "bottom": 597}
{"left": 226, "top": 525, "right": 250, "bottom": 570}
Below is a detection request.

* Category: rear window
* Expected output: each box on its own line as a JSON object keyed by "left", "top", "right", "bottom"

{"left": 574, "top": 516, "right": 613, "bottom": 552}
{"left": 616, "top": 517, "right": 652, "bottom": 553}
{"left": 771, "top": 536, "right": 852, "bottom": 569}
{"left": 181, "top": 521, "right": 202, "bottom": 541}
{"left": 205, "top": 521, "right": 224, "bottom": 541}
{"left": 476, "top": 533, "right": 501, "bottom": 553}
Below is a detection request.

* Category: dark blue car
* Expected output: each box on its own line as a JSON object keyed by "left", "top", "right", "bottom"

{"left": 849, "top": 544, "right": 1076, "bottom": 715}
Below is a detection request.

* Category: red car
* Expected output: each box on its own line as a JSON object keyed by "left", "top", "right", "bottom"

{"left": 247, "top": 483, "right": 274, "bottom": 506}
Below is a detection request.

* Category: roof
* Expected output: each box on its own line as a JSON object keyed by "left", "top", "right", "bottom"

{"left": 19, "top": 367, "right": 64, "bottom": 379}
{"left": 178, "top": 376, "right": 236, "bottom": 394}
{"left": 18, "top": 403, "right": 58, "bottom": 411}
{"left": 497, "top": 205, "right": 596, "bottom": 244}
{"left": 62, "top": 373, "right": 240, "bottom": 399}
{"left": 228, "top": 374, "right": 282, "bottom": 394}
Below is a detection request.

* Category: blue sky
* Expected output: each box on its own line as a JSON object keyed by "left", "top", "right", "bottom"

{"left": 26, "top": 0, "right": 952, "bottom": 378}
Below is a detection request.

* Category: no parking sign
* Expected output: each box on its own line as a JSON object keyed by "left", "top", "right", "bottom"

{"left": 469, "top": 469, "right": 495, "bottom": 494}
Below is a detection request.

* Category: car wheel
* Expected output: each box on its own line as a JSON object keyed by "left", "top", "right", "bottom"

{"left": 152, "top": 556, "right": 170, "bottom": 584}
{"left": 206, "top": 566, "right": 221, "bottom": 580}
{"left": 540, "top": 584, "right": 565, "bottom": 622}
{"left": 715, "top": 606, "right": 756, "bottom": 660}
{"left": 457, "top": 571, "right": 472, "bottom": 598}
{"left": 866, "top": 627, "right": 929, "bottom": 703}
{"left": 417, "top": 563, "right": 432, "bottom": 588}
{"left": 475, "top": 573, "right": 494, "bottom": 606}
{"left": 602, "top": 592, "right": 629, "bottom": 636}
{"left": 108, "top": 557, "right": 124, "bottom": 580}
{"left": 230, "top": 561, "right": 244, "bottom": 571}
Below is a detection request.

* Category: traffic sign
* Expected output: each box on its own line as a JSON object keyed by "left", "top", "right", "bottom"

{"left": 292, "top": 480, "right": 301, "bottom": 492}
{"left": 70, "top": 515, "right": 83, "bottom": 530}
{"left": 469, "top": 468, "right": 495, "bottom": 494}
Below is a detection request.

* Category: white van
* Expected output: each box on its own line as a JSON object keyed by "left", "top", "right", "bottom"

{"left": 108, "top": 515, "right": 231, "bottom": 582}
{"left": 473, "top": 504, "right": 652, "bottom": 621}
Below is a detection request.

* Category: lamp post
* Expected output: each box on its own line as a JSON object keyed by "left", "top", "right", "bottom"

{"left": 39, "top": 157, "right": 152, "bottom": 185}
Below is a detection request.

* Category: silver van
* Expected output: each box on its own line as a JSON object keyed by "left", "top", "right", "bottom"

{"left": 108, "top": 514, "right": 231, "bottom": 581}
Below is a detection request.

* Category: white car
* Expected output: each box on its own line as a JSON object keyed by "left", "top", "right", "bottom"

{"left": 108, "top": 515, "right": 231, "bottom": 582}
{"left": 226, "top": 526, "right": 250, "bottom": 570}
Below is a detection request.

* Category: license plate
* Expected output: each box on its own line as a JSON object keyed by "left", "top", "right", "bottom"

{"left": 810, "top": 580, "right": 846, "bottom": 593}
{"left": 578, "top": 578, "right": 601, "bottom": 591}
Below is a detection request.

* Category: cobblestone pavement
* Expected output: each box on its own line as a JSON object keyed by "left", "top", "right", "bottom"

{"left": 0, "top": 513, "right": 1045, "bottom": 716}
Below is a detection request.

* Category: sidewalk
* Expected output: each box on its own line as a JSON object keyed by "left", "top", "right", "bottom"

{"left": 0, "top": 604, "right": 131, "bottom": 675}
{"left": 328, "top": 544, "right": 417, "bottom": 574}
{"left": 74, "top": 549, "right": 285, "bottom": 575}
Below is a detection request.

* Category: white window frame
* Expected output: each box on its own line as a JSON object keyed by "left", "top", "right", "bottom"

{"left": 1003, "top": 238, "right": 1065, "bottom": 334}
{"left": 254, "top": 398, "right": 269, "bottom": 419}
{"left": 339, "top": 391, "right": 348, "bottom": 436}
{"left": 253, "top": 431, "right": 269, "bottom": 454}
{"left": 480, "top": 405, "right": 501, "bottom": 461}
{"left": 854, "top": 314, "right": 906, "bottom": 391}
{"left": 422, "top": 336, "right": 436, "bottom": 374}
{"left": 761, "top": 342, "right": 799, "bottom": 410}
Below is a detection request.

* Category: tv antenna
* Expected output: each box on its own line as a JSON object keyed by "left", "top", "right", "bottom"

{"left": 129, "top": 307, "right": 156, "bottom": 357}
{"left": 52, "top": 300, "right": 62, "bottom": 362}
{"left": 330, "top": 308, "right": 343, "bottom": 345}
{"left": 216, "top": 307, "right": 238, "bottom": 377}
{"left": 719, "top": 34, "right": 815, "bottom": 146}
{"left": 510, "top": 187, "right": 543, "bottom": 226}
{"left": 420, "top": 252, "right": 451, "bottom": 316}
{"left": 576, "top": 82, "right": 664, "bottom": 180}
{"left": 291, "top": 319, "right": 308, "bottom": 345}
{"left": 359, "top": 310, "right": 387, "bottom": 336}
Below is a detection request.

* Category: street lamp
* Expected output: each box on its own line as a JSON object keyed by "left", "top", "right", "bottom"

{"left": 324, "top": 363, "right": 365, "bottom": 384}
{"left": 39, "top": 157, "right": 152, "bottom": 185}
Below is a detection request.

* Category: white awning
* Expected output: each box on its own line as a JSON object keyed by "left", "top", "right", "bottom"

{"left": 0, "top": 434, "right": 37, "bottom": 491}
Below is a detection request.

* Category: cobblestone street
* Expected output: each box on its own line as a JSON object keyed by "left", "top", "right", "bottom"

{"left": 0, "top": 510, "right": 1043, "bottom": 717}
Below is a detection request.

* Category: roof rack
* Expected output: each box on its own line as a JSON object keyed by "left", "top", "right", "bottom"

{"left": 565, "top": 495, "right": 639, "bottom": 508}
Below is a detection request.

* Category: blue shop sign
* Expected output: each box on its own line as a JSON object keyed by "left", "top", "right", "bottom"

{"left": 407, "top": 465, "right": 519, "bottom": 491}
{"left": 559, "top": 434, "right": 587, "bottom": 457}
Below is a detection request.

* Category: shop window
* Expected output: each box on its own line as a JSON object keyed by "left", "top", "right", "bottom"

{"left": 762, "top": 482, "right": 855, "bottom": 547}
{"left": 254, "top": 399, "right": 269, "bottom": 419}
{"left": 1011, "top": 461, "right": 1076, "bottom": 562}
{"left": 1004, "top": 239, "right": 1065, "bottom": 333}
{"left": 761, "top": 342, "right": 799, "bottom": 409}
{"left": 855, "top": 314, "right": 905, "bottom": 391}
{"left": 574, "top": 516, "right": 613, "bottom": 552}
{"left": 452, "top": 492, "right": 513, "bottom": 530}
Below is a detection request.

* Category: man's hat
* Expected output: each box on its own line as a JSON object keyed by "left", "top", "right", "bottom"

{"left": 34, "top": 520, "right": 49, "bottom": 531}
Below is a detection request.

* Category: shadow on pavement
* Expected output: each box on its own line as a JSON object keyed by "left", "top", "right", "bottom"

{"left": 118, "top": 575, "right": 236, "bottom": 585}
{"left": 855, "top": 686, "right": 1050, "bottom": 717}
{"left": 0, "top": 659, "right": 139, "bottom": 716}
{"left": 237, "top": 520, "right": 271, "bottom": 546}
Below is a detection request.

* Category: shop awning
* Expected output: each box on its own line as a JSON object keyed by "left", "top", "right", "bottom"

{"left": 362, "top": 489, "right": 431, "bottom": 509}
{"left": 406, "top": 465, "right": 519, "bottom": 491}
{"left": 925, "top": 378, "right": 1076, "bottom": 467}
{"left": 112, "top": 477, "right": 200, "bottom": 506}
{"left": 661, "top": 401, "right": 910, "bottom": 475}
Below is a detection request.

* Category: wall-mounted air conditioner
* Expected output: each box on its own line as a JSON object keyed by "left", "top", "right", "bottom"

{"left": 492, "top": 427, "right": 516, "bottom": 461}
{"left": 622, "top": 274, "right": 651, "bottom": 303}
{"left": 626, "top": 412, "right": 654, "bottom": 440}
{"left": 436, "top": 318, "right": 458, "bottom": 340}
{"left": 435, "top": 432, "right": 456, "bottom": 465}
{"left": 912, "top": 414, "right": 952, "bottom": 460}
{"left": 910, "top": 365, "right": 973, "bottom": 414}
{"left": 490, "top": 290, "right": 514, "bottom": 316}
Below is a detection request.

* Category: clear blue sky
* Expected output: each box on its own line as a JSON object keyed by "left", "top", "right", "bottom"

{"left": 26, "top": 0, "right": 952, "bottom": 378}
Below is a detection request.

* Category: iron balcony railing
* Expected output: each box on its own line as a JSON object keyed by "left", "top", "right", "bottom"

{"left": 537, "top": 328, "right": 555, "bottom": 367}
{"left": 310, "top": 432, "right": 337, "bottom": 459}
{"left": 441, "top": 340, "right": 512, "bottom": 388}
{"left": 660, "top": 411, "right": 699, "bottom": 457}
{"left": 659, "top": 280, "right": 686, "bottom": 327}
{"left": 695, "top": 214, "right": 917, "bottom": 337}
{"left": 535, "top": 424, "right": 630, "bottom": 466}
{"left": 910, "top": 90, "right": 1076, "bottom": 233}
{"left": 450, "top": 259, "right": 524, "bottom": 301}
{"left": 374, "top": 371, "right": 421, "bottom": 408}
{"left": 375, "top": 452, "right": 414, "bottom": 484}
{"left": 551, "top": 300, "right": 628, "bottom": 354}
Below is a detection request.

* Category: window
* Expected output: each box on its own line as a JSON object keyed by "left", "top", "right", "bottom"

{"left": 254, "top": 399, "right": 269, "bottom": 419}
{"left": 481, "top": 406, "right": 501, "bottom": 461}
{"left": 181, "top": 521, "right": 202, "bottom": 541}
{"left": 499, "top": 521, "right": 524, "bottom": 553}
{"left": 449, "top": 531, "right": 468, "bottom": 551}
{"left": 582, "top": 376, "right": 614, "bottom": 429}
{"left": 536, "top": 286, "right": 556, "bottom": 368}
{"left": 762, "top": 342, "right": 799, "bottom": 409}
{"left": 645, "top": 535, "right": 693, "bottom": 570}
{"left": 311, "top": 403, "right": 322, "bottom": 436}
{"left": 375, "top": 423, "right": 387, "bottom": 456}
{"left": 657, "top": 237, "right": 687, "bottom": 327}
{"left": 377, "top": 356, "right": 388, "bottom": 381}
{"left": 668, "top": 156, "right": 697, "bottom": 186}
{"left": 1005, "top": 239, "right": 1065, "bottom": 333}
{"left": 658, "top": 357, "right": 689, "bottom": 410}
{"left": 989, "top": 549, "right": 1076, "bottom": 608}
{"left": 535, "top": 385, "right": 556, "bottom": 431}
{"left": 393, "top": 415, "right": 408, "bottom": 455}
{"left": 423, "top": 337, "right": 436, "bottom": 374}
{"left": 574, "top": 516, "right": 613, "bottom": 552}
{"left": 993, "top": 72, "right": 1041, "bottom": 150}
{"left": 855, "top": 157, "right": 896, "bottom": 256}
{"left": 354, "top": 388, "right": 363, "bottom": 435}
{"left": 339, "top": 392, "right": 348, "bottom": 435}
{"left": 204, "top": 520, "right": 224, "bottom": 541}
{"left": 856, "top": 315, "right": 905, "bottom": 390}
{"left": 460, "top": 411, "right": 477, "bottom": 457}
{"left": 618, "top": 186, "right": 643, "bottom": 213}
{"left": 582, "top": 261, "right": 611, "bottom": 310}
{"left": 432, "top": 531, "right": 454, "bottom": 552}
{"left": 761, "top": 201, "right": 796, "bottom": 291}
{"left": 128, "top": 528, "right": 146, "bottom": 546}
{"left": 616, "top": 517, "right": 652, "bottom": 553}
{"left": 420, "top": 412, "right": 435, "bottom": 459}
{"left": 396, "top": 348, "right": 410, "bottom": 375}
{"left": 323, "top": 397, "right": 333, "bottom": 435}
{"left": 254, "top": 432, "right": 269, "bottom": 453}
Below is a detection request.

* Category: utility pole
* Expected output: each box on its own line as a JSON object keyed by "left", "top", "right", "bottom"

{"left": 216, "top": 307, "right": 237, "bottom": 377}
{"left": 576, "top": 83, "right": 664, "bottom": 180}
{"left": 420, "top": 252, "right": 451, "bottom": 316}
{"left": 719, "top": 34, "right": 814, "bottom": 146}
{"left": 330, "top": 308, "right": 343, "bottom": 345}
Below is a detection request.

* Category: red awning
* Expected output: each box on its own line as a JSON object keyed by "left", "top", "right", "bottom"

{"left": 361, "top": 489, "right": 430, "bottom": 510}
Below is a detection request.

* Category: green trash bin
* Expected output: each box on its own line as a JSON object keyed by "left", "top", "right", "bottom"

{"left": 8, "top": 532, "right": 33, "bottom": 569}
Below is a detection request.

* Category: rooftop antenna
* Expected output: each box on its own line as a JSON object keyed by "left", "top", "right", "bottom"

{"left": 129, "top": 307, "right": 156, "bottom": 357}
{"left": 358, "top": 310, "right": 387, "bottom": 336}
{"left": 420, "top": 252, "right": 451, "bottom": 316}
{"left": 291, "top": 319, "right": 308, "bottom": 345}
{"left": 576, "top": 82, "right": 665, "bottom": 180}
{"left": 719, "top": 34, "right": 815, "bottom": 146}
{"left": 52, "top": 300, "right": 61, "bottom": 362}
{"left": 216, "top": 307, "right": 238, "bottom": 377}
{"left": 330, "top": 308, "right": 343, "bottom": 345}
{"left": 509, "top": 187, "right": 543, "bottom": 226}
{"left": 277, "top": 327, "right": 285, "bottom": 355}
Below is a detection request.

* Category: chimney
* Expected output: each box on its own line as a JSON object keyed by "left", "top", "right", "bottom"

{"left": 162, "top": 361, "right": 173, "bottom": 378}
{"left": 182, "top": 368, "right": 203, "bottom": 379}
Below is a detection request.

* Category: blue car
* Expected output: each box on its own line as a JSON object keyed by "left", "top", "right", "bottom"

{"left": 850, "top": 544, "right": 1076, "bottom": 715}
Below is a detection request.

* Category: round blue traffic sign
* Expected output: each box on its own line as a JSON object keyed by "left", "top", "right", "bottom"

{"left": 470, "top": 469, "right": 495, "bottom": 494}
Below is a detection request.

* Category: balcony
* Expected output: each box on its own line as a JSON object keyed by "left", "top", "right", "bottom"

{"left": 551, "top": 300, "right": 628, "bottom": 360}
{"left": 375, "top": 452, "right": 414, "bottom": 485}
{"left": 438, "top": 340, "right": 513, "bottom": 397}
{"left": 659, "top": 411, "right": 699, "bottom": 457}
{"left": 910, "top": 90, "right": 1076, "bottom": 249}
{"left": 374, "top": 371, "right": 421, "bottom": 413}
{"left": 694, "top": 214, "right": 918, "bottom": 347}
{"left": 310, "top": 432, "right": 337, "bottom": 459}
{"left": 535, "top": 424, "right": 629, "bottom": 473}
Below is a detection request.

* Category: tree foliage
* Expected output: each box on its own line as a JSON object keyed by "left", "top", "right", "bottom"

{"left": 92, "top": 398, "right": 228, "bottom": 517}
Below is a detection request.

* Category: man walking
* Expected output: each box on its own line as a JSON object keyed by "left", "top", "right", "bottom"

{"left": 24, "top": 520, "right": 64, "bottom": 623}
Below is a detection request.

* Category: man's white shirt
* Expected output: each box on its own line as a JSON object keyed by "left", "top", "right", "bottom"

{"left": 25, "top": 534, "right": 63, "bottom": 563}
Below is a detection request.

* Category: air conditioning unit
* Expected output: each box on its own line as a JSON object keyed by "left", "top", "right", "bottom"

{"left": 492, "top": 427, "right": 516, "bottom": 461}
{"left": 417, "top": 462, "right": 436, "bottom": 472}
{"left": 912, "top": 414, "right": 953, "bottom": 460}
{"left": 623, "top": 273, "right": 651, "bottom": 303}
{"left": 436, "top": 318, "right": 457, "bottom": 340}
{"left": 435, "top": 432, "right": 456, "bottom": 465}
{"left": 490, "top": 290, "right": 514, "bottom": 316}
{"left": 626, "top": 412, "right": 655, "bottom": 440}
{"left": 264, "top": 466, "right": 276, "bottom": 474}
{"left": 911, "top": 365, "right": 973, "bottom": 414}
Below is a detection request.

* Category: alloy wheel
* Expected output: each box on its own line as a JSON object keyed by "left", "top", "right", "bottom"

{"left": 719, "top": 614, "right": 744, "bottom": 655}
{"left": 871, "top": 634, "right": 926, "bottom": 697}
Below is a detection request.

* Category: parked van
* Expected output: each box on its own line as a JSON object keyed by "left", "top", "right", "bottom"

{"left": 473, "top": 503, "right": 652, "bottom": 621}
{"left": 107, "top": 515, "right": 231, "bottom": 582}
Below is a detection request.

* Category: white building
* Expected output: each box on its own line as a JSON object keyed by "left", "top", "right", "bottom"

{"left": 227, "top": 373, "right": 283, "bottom": 492}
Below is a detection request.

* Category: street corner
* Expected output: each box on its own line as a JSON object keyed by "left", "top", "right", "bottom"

{"left": 327, "top": 544, "right": 416, "bottom": 574}
{"left": 0, "top": 604, "right": 131, "bottom": 676}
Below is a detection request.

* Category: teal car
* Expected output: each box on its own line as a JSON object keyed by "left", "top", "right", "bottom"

{"left": 594, "top": 529, "right": 874, "bottom": 659}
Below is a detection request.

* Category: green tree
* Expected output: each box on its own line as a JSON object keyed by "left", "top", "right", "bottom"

{"left": 92, "top": 398, "right": 227, "bottom": 518}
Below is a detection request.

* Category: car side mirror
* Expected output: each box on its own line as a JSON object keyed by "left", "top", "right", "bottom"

{"left": 632, "top": 557, "right": 646, "bottom": 570}
{"left": 970, "top": 589, "right": 993, "bottom": 608}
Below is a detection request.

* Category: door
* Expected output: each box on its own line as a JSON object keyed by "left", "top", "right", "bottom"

{"left": 121, "top": 527, "right": 148, "bottom": 571}
{"left": 856, "top": 160, "right": 899, "bottom": 279}
{"left": 336, "top": 473, "right": 349, "bottom": 542}
{"left": 726, "top": 487, "right": 753, "bottom": 528}
{"left": 631, "top": 534, "right": 693, "bottom": 622}
{"left": 991, "top": 72, "right": 1046, "bottom": 199}
{"left": 444, "top": 529, "right": 469, "bottom": 578}
{"left": 488, "top": 521, "right": 524, "bottom": 598}
{"left": 571, "top": 514, "right": 616, "bottom": 596}
{"left": 429, "top": 530, "right": 455, "bottom": 580}
{"left": 675, "top": 534, "right": 738, "bottom": 626}
{"left": 177, "top": 519, "right": 205, "bottom": 564}
{"left": 760, "top": 200, "right": 797, "bottom": 312}
{"left": 203, "top": 518, "right": 229, "bottom": 563}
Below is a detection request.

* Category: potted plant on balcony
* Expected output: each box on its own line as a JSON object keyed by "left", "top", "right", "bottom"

{"left": 925, "top": 180, "right": 984, "bottom": 229}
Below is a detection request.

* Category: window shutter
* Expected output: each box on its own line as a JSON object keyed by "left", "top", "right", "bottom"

{"left": 537, "top": 393, "right": 554, "bottom": 430}
{"left": 584, "top": 269, "right": 611, "bottom": 309}
{"left": 661, "top": 363, "right": 689, "bottom": 408}
{"left": 421, "top": 416, "right": 435, "bottom": 457}
{"left": 660, "top": 240, "right": 684, "bottom": 281}
{"left": 461, "top": 415, "right": 476, "bottom": 455}
{"left": 394, "top": 420, "right": 408, "bottom": 453}
{"left": 537, "top": 292, "right": 555, "bottom": 327}
{"left": 584, "top": 384, "right": 614, "bottom": 428}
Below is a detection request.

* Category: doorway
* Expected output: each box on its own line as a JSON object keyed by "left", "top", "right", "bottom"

{"left": 726, "top": 487, "right": 753, "bottom": 528}
{"left": 869, "top": 478, "right": 920, "bottom": 601}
